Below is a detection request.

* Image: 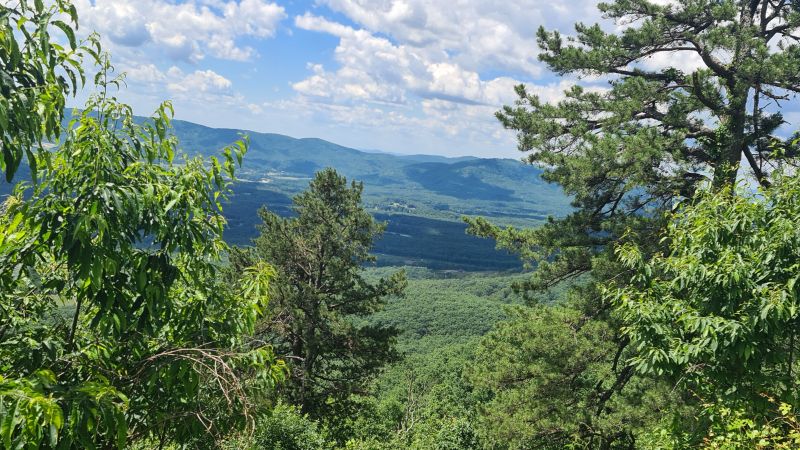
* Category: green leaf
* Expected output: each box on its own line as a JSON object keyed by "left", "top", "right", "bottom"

{"left": 52, "top": 20, "right": 75, "bottom": 50}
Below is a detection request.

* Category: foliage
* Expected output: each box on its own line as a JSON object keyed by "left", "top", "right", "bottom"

{"left": 343, "top": 269, "right": 572, "bottom": 449}
{"left": 699, "top": 398, "right": 800, "bottom": 449}
{"left": 0, "top": 54, "right": 284, "bottom": 447}
{"left": 240, "top": 168, "right": 406, "bottom": 429}
{"left": 470, "top": 0, "right": 800, "bottom": 298}
{"left": 612, "top": 174, "right": 800, "bottom": 443}
{"left": 0, "top": 0, "right": 95, "bottom": 183}
{"left": 469, "top": 303, "right": 679, "bottom": 449}
{"left": 343, "top": 342, "right": 483, "bottom": 450}
{"left": 222, "top": 402, "right": 334, "bottom": 450}
{"left": 464, "top": 2, "right": 800, "bottom": 445}
{"left": 10, "top": 0, "right": 800, "bottom": 447}
{"left": 637, "top": 395, "right": 800, "bottom": 449}
{"left": 363, "top": 269, "right": 526, "bottom": 354}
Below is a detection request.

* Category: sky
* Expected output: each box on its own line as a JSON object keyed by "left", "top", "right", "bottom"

{"left": 70, "top": 0, "right": 799, "bottom": 158}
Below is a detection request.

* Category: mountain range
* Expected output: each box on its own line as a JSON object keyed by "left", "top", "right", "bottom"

{"left": 4, "top": 117, "right": 573, "bottom": 271}
{"left": 168, "top": 119, "right": 572, "bottom": 270}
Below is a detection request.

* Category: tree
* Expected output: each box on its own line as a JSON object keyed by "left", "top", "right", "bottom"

{"left": 0, "top": 56, "right": 285, "bottom": 447}
{"left": 1, "top": 0, "right": 96, "bottom": 183}
{"left": 611, "top": 173, "right": 800, "bottom": 444}
{"left": 469, "top": 305, "right": 679, "bottom": 449}
{"left": 471, "top": 0, "right": 800, "bottom": 293}
{"left": 346, "top": 342, "right": 485, "bottom": 450}
{"left": 466, "top": 1, "right": 800, "bottom": 442}
{"left": 243, "top": 168, "right": 406, "bottom": 424}
{"left": 221, "top": 402, "right": 334, "bottom": 450}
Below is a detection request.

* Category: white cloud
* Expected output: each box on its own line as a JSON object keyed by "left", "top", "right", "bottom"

{"left": 246, "top": 103, "right": 264, "bottom": 114}
{"left": 74, "top": 0, "right": 287, "bottom": 62}
{"left": 316, "top": 0, "right": 602, "bottom": 76}
{"left": 167, "top": 68, "right": 232, "bottom": 94}
{"left": 293, "top": 13, "right": 529, "bottom": 107}
{"left": 287, "top": 1, "right": 754, "bottom": 156}
{"left": 119, "top": 63, "right": 235, "bottom": 102}
{"left": 638, "top": 50, "right": 706, "bottom": 74}
{"left": 289, "top": 11, "right": 593, "bottom": 152}
{"left": 124, "top": 64, "right": 166, "bottom": 83}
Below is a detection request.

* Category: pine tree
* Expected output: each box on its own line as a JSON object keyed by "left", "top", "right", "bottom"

{"left": 246, "top": 168, "right": 406, "bottom": 423}
{"left": 466, "top": 2, "right": 800, "bottom": 445}
{"left": 472, "top": 0, "right": 800, "bottom": 290}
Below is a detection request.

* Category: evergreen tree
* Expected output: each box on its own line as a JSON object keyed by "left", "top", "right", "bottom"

{"left": 472, "top": 0, "right": 800, "bottom": 291}
{"left": 471, "top": 305, "right": 676, "bottom": 449}
{"left": 466, "top": 1, "right": 800, "bottom": 445}
{"left": 246, "top": 168, "right": 406, "bottom": 424}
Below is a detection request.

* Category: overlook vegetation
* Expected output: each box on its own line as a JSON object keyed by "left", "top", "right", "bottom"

{"left": 3, "top": 0, "right": 800, "bottom": 449}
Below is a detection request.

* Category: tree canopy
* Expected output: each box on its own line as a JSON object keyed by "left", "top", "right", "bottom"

{"left": 471, "top": 0, "right": 800, "bottom": 292}
{"left": 0, "top": 0, "right": 96, "bottom": 183}
{"left": 612, "top": 172, "right": 800, "bottom": 442}
{"left": 0, "top": 3, "right": 285, "bottom": 447}
{"left": 241, "top": 168, "right": 406, "bottom": 430}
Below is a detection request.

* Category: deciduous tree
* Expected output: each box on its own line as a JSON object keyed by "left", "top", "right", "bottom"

{"left": 0, "top": 0, "right": 95, "bottom": 183}
{"left": 0, "top": 56, "right": 284, "bottom": 448}
{"left": 612, "top": 173, "right": 800, "bottom": 444}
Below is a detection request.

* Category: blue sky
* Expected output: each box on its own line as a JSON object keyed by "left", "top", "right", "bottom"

{"left": 72, "top": 0, "right": 800, "bottom": 158}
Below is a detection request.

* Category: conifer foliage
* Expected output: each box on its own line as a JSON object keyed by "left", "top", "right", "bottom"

{"left": 246, "top": 168, "right": 406, "bottom": 423}
{"left": 471, "top": 0, "right": 800, "bottom": 290}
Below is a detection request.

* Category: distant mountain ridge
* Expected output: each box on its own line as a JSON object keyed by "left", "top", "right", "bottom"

{"left": 171, "top": 120, "right": 483, "bottom": 174}
{"left": 170, "top": 118, "right": 570, "bottom": 221}
{"left": 5, "top": 115, "right": 572, "bottom": 271}
{"left": 164, "top": 119, "right": 573, "bottom": 271}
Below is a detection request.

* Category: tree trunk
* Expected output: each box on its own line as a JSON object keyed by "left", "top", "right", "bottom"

{"left": 713, "top": 87, "right": 749, "bottom": 190}
{"left": 712, "top": 4, "right": 757, "bottom": 190}
{"left": 300, "top": 316, "right": 317, "bottom": 413}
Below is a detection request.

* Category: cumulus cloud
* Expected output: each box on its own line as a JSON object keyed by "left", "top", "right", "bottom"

{"left": 167, "top": 68, "right": 232, "bottom": 94}
{"left": 315, "top": 0, "right": 602, "bottom": 76}
{"left": 288, "top": 0, "right": 753, "bottom": 154}
{"left": 74, "top": 0, "right": 287, "bottom": 62}
{"left": 119, "top": 63, "right": 235, "bottom": 103}
{"left": 123, "top": 64, "right": 166, "bottom": 84}
{"left": 289, "top": 8, "right": 597, "bottom": 152}
{"left": 293, "top": 13, "right": 530, "bottom": 108}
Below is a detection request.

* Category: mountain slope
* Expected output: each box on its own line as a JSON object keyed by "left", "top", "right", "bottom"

{"left": 3, "top": 117, "right": 572, "bottom": 271}
{"left": 171, "top": 119, "right": 570, "bottom": 223}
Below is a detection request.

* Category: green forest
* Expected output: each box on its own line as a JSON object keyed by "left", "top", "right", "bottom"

{"left": 4, "top": 0, "right": 800, "bottom": 449}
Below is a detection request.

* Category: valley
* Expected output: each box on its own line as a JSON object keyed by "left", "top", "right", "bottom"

{"left": 169, "top": 119, "right": 573, "bottom": 270}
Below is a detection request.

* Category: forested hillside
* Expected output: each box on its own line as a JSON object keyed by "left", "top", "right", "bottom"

{"left": 172, "top": 121, "right": 571, "bottom": 270}
{"left": 0, "top": 115, "right": 571, "bottom": 271}
{"left": 3, "top": 1, "right": 800, "bottom": 449}
{"left": 169, "top": 119, "right": 569, "bottom": 224}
